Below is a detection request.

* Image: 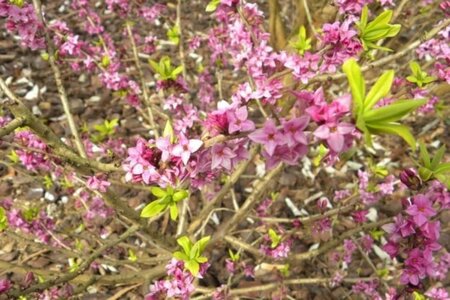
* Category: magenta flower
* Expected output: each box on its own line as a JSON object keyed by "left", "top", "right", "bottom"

{"left": 227, "top": 106, "right": 255, "bottom": 134}
{"left": 172, "top": 135, "right": 203, "bottom": 165}
{"left": 248, "top": 119, "right": 283, "bottom": 156}
{"left": 281, "top": 116, "right": 309, "bottom": 147}
{"left": 425, "top": 287, "right": 450, "bottom": 300}
{"left": 0, "top": 278, "right": 11, "bottom": 293}
{"left": 155, "top": 137, "right": 172, "bottom": 162}
{"left": 406, "top": 195, "right": 436, "bottom": 226}
{"left": 86, "top": 176, "right": 111, "bottom": 193}
{"left": 211, "top": 144, "right": 237, "bottom": 170}
{"left": 314, "top": 122, "right": 354, "bottom": 153}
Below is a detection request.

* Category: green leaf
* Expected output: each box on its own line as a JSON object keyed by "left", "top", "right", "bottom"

{"left": 197, "top": 236, "right": 211, "bottom": 254}
{"left": 167, "top": 25, "right": 180, "bottom": 45}
{"left": 409, "top": 61, "right": 421, "bottom": 76}
{"left": 359, "top": 6, "right": 369, "bottom": 30}
{"left": 172, "top": 65, "right": 184, "bottom": 79}
{"left": 185, "top": 260, "right": 200, "bottom": 276}
{"left": 434, "top": 163, "right": 450, "bottom": 174}
{"left": 343, "top": 58, "right": 365, "bottom": 116}
{"left": 140, "top": 201, "right": 166, "bottom": 218}
{"left": 169, "top": 204, "right": 178, "bottom": 220}
{"left": 173, "top": 251, "right": 189, "bottom": 261}
{"left": 364, "top": 99, "right": 426, "bottom": 123}
{"left": 419, "top": 166, "right": 433, "bottom": 181}
{"left": 419, "top": 142, "right": 431, "bottom": 168}
{"left": 7, "top": 150, "right": 20, "bottom": 163}
{"left": 128, "top": 249, "right": 138, "bottom": 262}
{"left": 366, "top": 122, "right": 417, "bottom": 150}
{"left": 150, "top": 187, "right": 167, "bottom": 198}
{"left": 228, "top": 249, "right": 240, "bottom": 261}
{"left": 366, "top": 10, "right": 393, "bottom": 30}
{"left": 435, "top": 173, "right": 450, "bottom": 189}
{"left": 196, "top": 256, "right": 208, "bottom": 263}
{"left": 163, "top": 120, "right": 175, "bottom": 143}
{"left": 268, "top": 228, "right": 281, "bottom": 248}
{"left": 206, "top": 0, "right": 221, "bottom": 12}
{"left": 364, "top": 70, "right": 394, "bottom": 110}
{"left": 431, "top": 145, "right": 446, "bottom": 170}
{"left": 149, "top": 59, "right": 161, "bottom": 74}
{"left": 0, "top": 207, "right": 8, "bottom": 231}
{"left": 177, "top": 236, "right": 192, "bottom": 255}
{"left": 173, "top": 190, "right": 188, "bottom": 202}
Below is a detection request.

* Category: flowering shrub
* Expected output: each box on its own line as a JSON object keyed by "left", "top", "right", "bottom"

{"left": 0, "top": 0, "right": 449, "bottom": 299}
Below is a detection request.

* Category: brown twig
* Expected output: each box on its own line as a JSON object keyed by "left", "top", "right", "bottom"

{"left": 32, "top": 0, "right": 87, "bottom": 158}
{"left": 126, "top": 22, "right": 159, "bottom": 138}
{"left": 7, "top": 225, "right": 140, "bottom": 297}
{"left": 187, "top": 147, "right": 258, "bottom": 235}
{"left": 0, "top": 116, "right": 26, "bottom": 138}
{"left": 210, "top": 163, "right": 284, "bottom": 244}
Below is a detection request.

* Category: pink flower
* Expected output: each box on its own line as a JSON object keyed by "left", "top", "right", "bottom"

{"left": 281, "top": 116, "right": 309, "bottom": 147}
{"left": 86, "top": 176, "right": 111, "bottom": 193}
{"left": 406, "top": 195, "right": 436, "bottom": 226}
{"left": 211, "top": 144, "right": 237, "bottom": 170}
{"left": 426, "top": 287, "right": 450, "bottom": 300}
{"left": 249, "top": 119, "right": 283, "bottom": 156}
{"left": 172, "top": 135, "right": 203, "bottom": 165}
{"left": 0, "top": 278, "right": 11, "bottom": 293}
{"left": 314, "top": 122, "right": 354, "bottom": 153}
{"left": 227, "top": 106, "right": 255, "bottom": 134}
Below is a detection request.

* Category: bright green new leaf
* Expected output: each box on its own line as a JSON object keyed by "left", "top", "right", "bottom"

{"left": 169, "top": 204, "right": 178, "bottom": 220}
{"left": 357, "top": 6, "right": 401, "bottom": 52}
{"left": 173, "top": 190, "right": 188, "bottom": 202}
{"left": 364, "top": 99, "right": 427, "bottom": 123}
{"left": 177, "top": 236, "right": 192, "bottom": 255}
{"left": 167, "top": 25, "right": 180, "bottom": 45}
{"left": 268, "top": 228, "right": 281, "bottom": 248}
{"left": 290, "top": 26, "right": 312, "bottom": 55}
{"left": 342, "top": 58, "right": 365, "bottom": 115}
{"left": 431, "top": 145, "right": 446, "bottom": 170}
{"left": 140, "top": 201, "right": 166, "bottom": 218}
{"left": 406, "top": 61, "right": 436, "bottom": 87}
{"left": 419, "top": 141, "right": 431, "bottom": 168}
{"left": 150, "top": 186, "right": 167, "bottom": 198}
{"left": 366, "top": 123, "right": 416, "bottom": 150}
{"left": 185, "top": 260, "right": 200, "bottom": 276}
{"left": 0, "top": 207, "right": 8, "bottom": 231}
{"left": 174, "top": 235, "right": 210, "bottom": 276}
{"left": 206, "top": 0, "right": 221, "bottom": 12}
{"left": 364, "top": 70, "right": 394, "bottom": 110}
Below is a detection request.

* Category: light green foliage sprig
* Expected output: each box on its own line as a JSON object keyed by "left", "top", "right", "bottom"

{"left": 290, "top": 26, "right": 312, "bottom": 55}
{"left": 149, "top": 56, "right": 184, "bottom": 81}
{"left": 417, "top": 142, "right": 450, "bottom": 188}
{"left": 343, "top": 58, "right": 426, "bottom": 150}
{"left": 140, "top": 186, "right": 189, "bottom": 220}
{"left": 356, "top": 6, "right": 401, "bottom": 52}
{"left": 406, "top": 61, "right": 436, "bottom": 87}
{"left": 173, "top": 236, "right": 210, "bottom": 276}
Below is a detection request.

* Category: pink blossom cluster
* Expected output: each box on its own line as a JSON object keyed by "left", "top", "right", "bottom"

{"left": 382, "top": 181, "right": 450, "bottom": 286}
{"left": 334, "top": 0, "right": 373, "bottom": 14}
{"left": 249, "top": 117, "right": 309, "bottom": 169}
{"left": 260, "top": 238, "right": 292, "bottom": 259}
{"left": 0, "top": 0, "right": 45, "bottom": 50}
{"left": 416, "top": 23, "right": 450, "bottom": 84}
{"left": 318, "top": 21, "right": 363, "bottom": 73}
{"left": 0, "top": 199, "right": 55, "bottom": 244}
{"left": 74, "top": 191, "right": 114, "bottom": 224}
{"left": 357, "top": 170, "right": 396, "bottom": 204}
{"left": 123, "top": 136, "right": 204, "bottom": 187}
{"left": 14, "top": 130, "right": 51, "bottom": 171}
{"left": 145, "top": 259, "right": 209, "bottom": 300}
{"left": 303, "top": 89, "right": 358, "bottom": 157}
